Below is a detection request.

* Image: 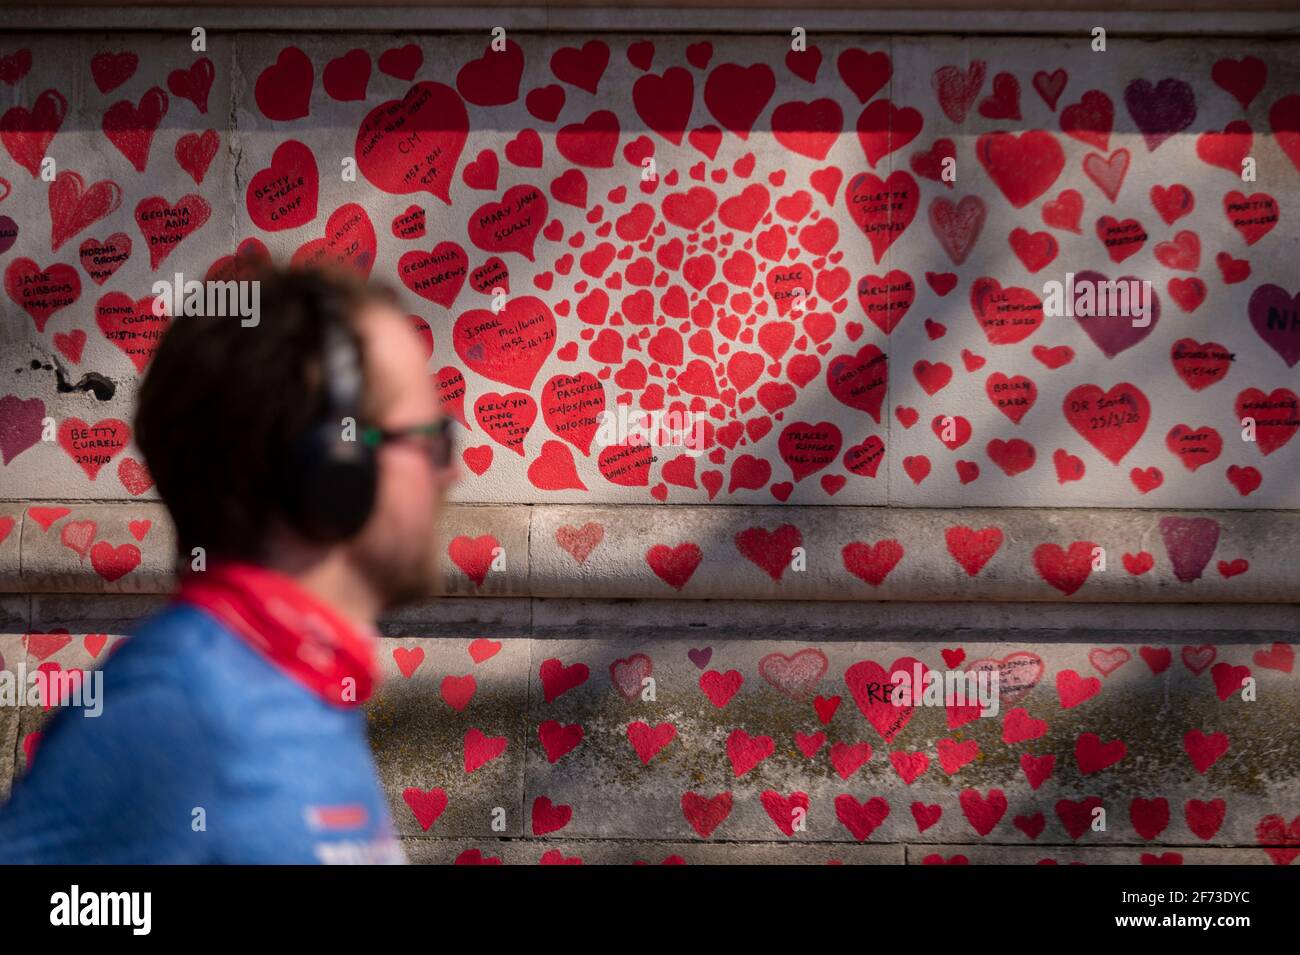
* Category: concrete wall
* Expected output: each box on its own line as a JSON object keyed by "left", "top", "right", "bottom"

{"left": 1, "top": 22, "right": 1297, "bottom": 862}
{"left": 2, "top": 31, "right": 1299, "bottom": 506}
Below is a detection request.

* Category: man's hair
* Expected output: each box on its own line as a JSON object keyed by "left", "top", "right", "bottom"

{"left": 135, "top": 265, "right": 397, "bottom": 564}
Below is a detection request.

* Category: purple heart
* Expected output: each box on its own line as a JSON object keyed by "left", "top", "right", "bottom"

{"left": 0, "top": 394, "right": 45, "bottom": 465}
{"left": 1248, "top": 283, "right": 1300, "bottom": 368}
{"left": 1125, "top": 78, "right": 1196, "bottom": 152}
{"left": 1158, "top": 516, "right": 1220, "bottom": 583}
{"left": 1073, "top": 270, "right": 1160, "bottom": 358}
{"left": 687, "top": 647, "right": 712, "bottom": 669}
{"left": 0, "top": 215, "right": 17, "bottom": 255}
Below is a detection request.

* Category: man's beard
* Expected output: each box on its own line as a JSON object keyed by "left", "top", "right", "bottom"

{"left": 350, "top": 534, "right": 441, "bottom": 611}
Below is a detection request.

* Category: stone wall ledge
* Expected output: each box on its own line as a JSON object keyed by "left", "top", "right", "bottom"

{"left": 399, "top": 840, "right": 1281, "bottom": 865}
{"left": 6, "top": 5, "right": 1299, "bottom": 38}
{"left": 6, "top": 630, "right": 1297, "bottom": 848}
{"left": 1, "top": 500, "right": 1296, "bottom": 602}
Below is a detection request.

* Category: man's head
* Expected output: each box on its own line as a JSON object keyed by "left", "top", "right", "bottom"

{"left": 136, "top": 266, "right": 456, "bottom": 609}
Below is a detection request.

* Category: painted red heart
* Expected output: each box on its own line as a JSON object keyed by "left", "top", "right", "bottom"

{"left": 134, "top": 193, "right": 212, "bottom": 269}
{"left": 448, "top": 534, "right": 499, "bottom": 586}
{"left": 1150, "top": 183, "right": 1194, "bottom": 225}
{"left": 969, "top": 277, "right": 1043, "bottom": 345}
{"left": 175, "top": 129, "right": 219, "bottom": 185}
{"left": 403, "top": 788, "right": 448, "bottom": 831}
{"left": 291, "top": 203, "right": 376, "bottom": 278}
{"left": 1033, "top": 69, "right": 1067, "bottom": 111}
{"left": 928, "top": 195, "right": 986, "bottom": 266}
{"left": 1060, "top": 90, "right": 1113, "bottom": 151}
{"left": 1035, "top": 542, "right": 1096, "bottom": 596}
{"left": 845, "top": 170, "right": 918, "bottom": 263}
{"left": 1041, "top": 189, "right": 1083, "bottom": 233}
{"left": 246, "top": 139, "right": 318, "bottom": 232}
{"left": 1063, "top": 382, "right": 1150, "bottom": 464}
{"left": 473, "top": 391, "right": 535, "bottom": 455}
{"left": 102, "top": 87, "right": 168, "bottom": 172}
{"left": 255, "top": 46, "right": 313, "bottom": 120}
{"left": 356, "top": 81, "right": 469, "bottom": 204}
{"left": 826, "top": 344, "right": 887, "bottom": 422}
{"left": 4, "top": 257, "right": 81, "bottom": 332}
{"left": 845, "top": 656, "right": 928, "bottom": 743}
{"left": 399, "top": 241, "right": 468, "bottom": 308}
{"left": 945, "top": 526, "right": 1002, "bottom": 577}
{"left": 837, "top": 48, "right": 891, "bottom": 104}
{"left": 1165, "top": 424, "right": 1222, "bottom": 472}
{"left": 540, "top": 373, "right": 604, "bottom": 454}
{"left": 1082, "top": 148, "right": 1129, "bottom": 203}
{"left": 57, "top": 417, "right": 129, "bottom": 480}
{"left": 322, "top": 48, "right": 371, "bottom": 102}
{"left": 453, "top": 295, "right": 555, "bottom": 389}
{"left": 632, "top": 67, "right": 693, "bottom": 146}
{"left": 90, "top": 540, "right": 140, "bottom": 582}
{"left": 54, "top": 329, "right": 87, "bottom": 364}
{"left": 168, "top": 56, "right": 215, "bottom": 113}
{"left": 378, "top": 44, "right": 422, "bottom": 81}
{"left": 856, "top": 99, "right": 922, "bottom": 168}
{"left": 556, "top": 110, "right": 620, "bottom": 168}
{"left": 933, "top": 60, "right": 986, "bottom": 122}
{"left": 1, "top": 89, "right": 67, "bottom": 177}
{"left": 49, "top": 170, "right": 122, "bottom": 251}
{"left": 855, "top": 271, "right": 914, "bottom": 336}
{"left": 976, "top": 130, "right": 1064, "bottom": 208}
{"left": 1095, "top": 216, "right": 1148, "bottom": 263}
{"left": 457, "top": 39, "right": 524, "bottom": 107}
{"left": 94, "top": 292, "right": 168, "bottom": 373}
{"left": 1268, "top": 95, "right": 1300, "bottom": 175}
{"left": 704, "top": 62, "right": 775, "bottom": 140}
{"left": 842, "top": 540, "right": 903, "bottom": 587}
{"left": 734, "top": 524, "right": 802, "bottom": 581}
{"left": 771, "top": 98, "right": 842, "bottom": 161}
{"left": 1213, "top": 56, "right": 1266, "bottom": 109}
{"left": 90, "top": 51, "right": 138, "bottom": 94}
{"left": 467, "top": 184, "right": 547, "bottom": 261}
{"left": 1235, "top": 387, "right": 1299, "bottom": 455}
{"left": 986, "top": 373, "right": 1037, "bottom": 424}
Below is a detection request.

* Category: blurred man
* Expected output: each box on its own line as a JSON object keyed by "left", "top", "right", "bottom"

{"left": 0, "top": 266, "right": 456, "bottom": 863}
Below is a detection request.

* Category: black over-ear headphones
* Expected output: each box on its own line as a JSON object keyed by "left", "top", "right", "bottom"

{"left": 279, "top": 284, "right": 379, "bottom": 543}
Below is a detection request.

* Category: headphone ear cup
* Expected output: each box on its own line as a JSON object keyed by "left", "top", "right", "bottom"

{"left": 276, "top": 284, "right": 378, "bottom": 543}
{"left": 284, "top": 426, "right": 378, "bottom": 542}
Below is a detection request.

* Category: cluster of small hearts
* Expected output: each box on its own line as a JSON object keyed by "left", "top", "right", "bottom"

{"left": 394, "top": 641, "right": 1296, "bottom": 863}
{"left": 0, "top": 505, "right": 147, "bottom": 582}
{"left": 10, "top": 629, "right": 114, "bottom": 770}
{"left": 0, "top": 397, "right": 154, "bottom": 500}
{"left": 449, "top": 517, "right": 1248, "bottom": 594}
{"left": 2, "top": 41, "right": 1299, "bottom": 500}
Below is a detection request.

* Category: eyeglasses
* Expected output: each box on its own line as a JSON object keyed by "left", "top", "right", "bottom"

{"left": 361, "top": 418, "right": 455, "bottom": 470}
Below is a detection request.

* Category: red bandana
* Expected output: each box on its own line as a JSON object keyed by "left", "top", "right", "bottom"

{"left": 176, "top": 561, "right": 382, "bottom": 707}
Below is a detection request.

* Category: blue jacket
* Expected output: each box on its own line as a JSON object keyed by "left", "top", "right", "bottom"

{"left": 0, "top": 604, "right": 404, "bottom": 863}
